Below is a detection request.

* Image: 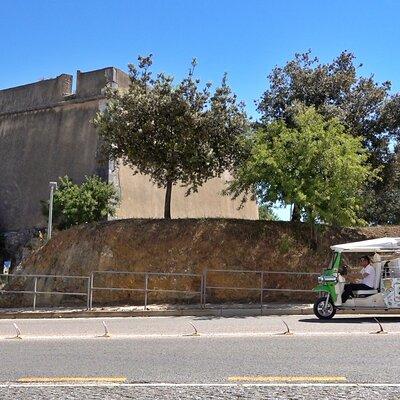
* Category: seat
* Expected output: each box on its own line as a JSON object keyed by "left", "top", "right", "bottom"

{"left": 354, "top": 289, "right": 378, "bottom": 295}
{"left": 353, "top": 261, "right": 382, "bottom": 297}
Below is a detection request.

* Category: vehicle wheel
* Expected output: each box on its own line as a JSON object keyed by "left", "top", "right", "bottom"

{"left": 313, "top": 296, "right": 336, "bottom": 320}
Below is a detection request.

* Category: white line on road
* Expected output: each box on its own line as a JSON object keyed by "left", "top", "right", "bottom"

{"left": 228, "top": 375, "right": 347, "bottom": 382}
{"left": 1, "top": 383, "right": 400, "bottom": 388}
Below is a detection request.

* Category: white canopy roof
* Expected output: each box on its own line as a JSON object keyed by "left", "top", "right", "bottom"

{"left": 331, "top": 237, "right": 400, "bottom": 253}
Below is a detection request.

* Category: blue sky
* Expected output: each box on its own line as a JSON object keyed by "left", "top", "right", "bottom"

{"left": 2, "top": 0, "right": 399, "bottom": 219}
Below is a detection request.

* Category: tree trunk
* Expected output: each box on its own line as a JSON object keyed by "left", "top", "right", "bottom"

{"left": 310, "top": 222, "right": 319, "bottom": 250}
{"left": 291, "top": 204, "right": 301, "bottom": 222}
{"left": 164, "top": 180, "right": 172, "bottom": 219}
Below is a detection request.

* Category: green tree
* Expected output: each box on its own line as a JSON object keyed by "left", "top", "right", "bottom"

{"left": 363, "top": 152, "right": 400, "bottom": 224}
{"left": 94, "top": 55, "right": 248, "bottom": 219}
{"left": 257, "top": 50, "right": 400, "bottom": 222}
{"left": 42, "top": 176, "right": 119, "bottom": 229}
{"left": 228, "top": 107, "right": 376, "bottom": 226}
{"left": 258, "top": 204, "right": 278, "bottom": 221}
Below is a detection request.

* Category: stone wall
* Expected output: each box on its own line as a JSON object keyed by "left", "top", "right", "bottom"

{"left": 0, "top": 68, "right": 121, "bottom": 231}
{"left": 0, "top": 99, "right": 104, "bottom": 231}
{"left": 1, "top": 228, "right": 44, "bottom": 267}
{"left": 0, "top": 74, "right": 72, "bottom": 114}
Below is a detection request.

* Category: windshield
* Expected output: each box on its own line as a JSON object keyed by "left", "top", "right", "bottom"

{"left": 328, "top": 252, "right": 341, "bottom": 271}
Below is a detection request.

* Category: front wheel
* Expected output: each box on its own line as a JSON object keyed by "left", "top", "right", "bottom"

{"left": 313, "top": 296, "right": 336, "bottom": 320}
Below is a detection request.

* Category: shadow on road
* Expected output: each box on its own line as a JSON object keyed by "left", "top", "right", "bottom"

{"left": 299, "top": 316, "right": 400, "bottom": 324}
{"left": 192, "top": 315, "right": 255, "bottom": 320}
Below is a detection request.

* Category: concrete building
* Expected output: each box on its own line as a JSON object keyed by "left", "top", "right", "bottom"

{"left": 0, "top": 67, "right": 258, "bottom": 232}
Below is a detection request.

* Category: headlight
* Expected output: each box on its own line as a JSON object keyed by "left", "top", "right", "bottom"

{"left": 318, "top": 275, "right": 337, "bottom": 284}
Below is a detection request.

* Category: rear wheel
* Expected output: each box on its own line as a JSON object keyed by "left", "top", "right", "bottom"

{"left": 313, "top": 296, "right": 336, "bottom": 320}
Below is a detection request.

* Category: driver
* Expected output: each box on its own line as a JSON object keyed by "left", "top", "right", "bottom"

{"left": 341, "top": 255, "right": 375, "bottom": 303}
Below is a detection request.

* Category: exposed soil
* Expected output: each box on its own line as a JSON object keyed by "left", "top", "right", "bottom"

{"left": 2, "top": 219, "right": 400, "bottom": 307}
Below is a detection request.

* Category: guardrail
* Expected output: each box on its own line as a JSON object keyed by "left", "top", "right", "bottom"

{"left": 89, "top": 270, "right": 203, "bottom": 310}
{"left": 202, "top": 269, "right": 320, "bottom": 308}
{"left": 0, "top": 273, "right": 91, "bottom": 310}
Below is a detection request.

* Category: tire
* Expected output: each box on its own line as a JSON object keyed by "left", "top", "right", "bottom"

{"left": 313, "top": 296, "right": 336, "bottom": 320}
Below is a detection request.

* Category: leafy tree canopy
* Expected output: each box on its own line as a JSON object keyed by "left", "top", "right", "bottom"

{"left": 363, "top": 152, "right": 400, "bottom": 224}
{"left": 228, "top": 107, "right": 376, "bottom": 226}
{"left": 257, "top": 50, "right": 398, "bottom": 165}
{"left": 94, "top": 55, "right": 249, "bottom": 218}
{"left": 257, "top": 50, "right": 400, "bottom": 223}
{"left": 258, "top": 204, "right": 278, "bottom": 221}
{"left": 42, "top": 176, "right": 119, "bottom": 229}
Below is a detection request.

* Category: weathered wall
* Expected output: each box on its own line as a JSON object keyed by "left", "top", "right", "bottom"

{"left": 0, "top": 74, "right": 72, "bottom": 114}
{"left": 0, "top": 69, "right": 120, "bottom": 231}
{"left": 77, "top": 68, "right": 115, "bottom": 97}
{"left": 0, "top": 100, "right": 102, "bottom": 231}
{"left": 116, "top": 166, "right": 258, "bottom": 219}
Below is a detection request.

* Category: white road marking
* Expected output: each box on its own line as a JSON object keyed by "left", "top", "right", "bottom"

{"left": 228, "top": 375, "right": 347, "bottom": 382}
{"left": 1, "top": 383, "right": 400, "bottom": 388}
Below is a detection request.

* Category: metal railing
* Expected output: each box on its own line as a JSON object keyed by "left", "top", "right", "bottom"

{"left": 0, "top": 273, "right": 91, "bottom": 310}
{"left": 0, "top": 268, "right": 320, "bottom": 311}
{"left": 89, "top": 270, "right": 203, "bottom": 310}
{"left": 202, "top": 269, "right": 320, "bottom": 307}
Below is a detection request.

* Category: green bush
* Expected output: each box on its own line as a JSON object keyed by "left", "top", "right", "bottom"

{"left": 258, "top": 204, "right": 278, "bottom": 221}
{"left": 42, "top": 176, "right": 119, "bottom": 229}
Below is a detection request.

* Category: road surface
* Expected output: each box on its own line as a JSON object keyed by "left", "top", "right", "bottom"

{"left": 1, "top": 314, "right": 400, "bottom": 398}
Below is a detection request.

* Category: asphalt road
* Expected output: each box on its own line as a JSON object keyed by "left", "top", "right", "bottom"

{"left": 1, "top": 334, "right": 400, "bottom": 383}
{"left": 1, "top": 315, "right": 400, "bottom": 398}
{"left": 1, "top": 314, "right": 400, "bottom": 338}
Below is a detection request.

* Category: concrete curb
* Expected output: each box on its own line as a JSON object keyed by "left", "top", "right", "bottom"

{"left": 0, "top": 307, "right": 314, "bottom": 319}
{"left": 1, "top": 306, "right": 399, "bottom": 319}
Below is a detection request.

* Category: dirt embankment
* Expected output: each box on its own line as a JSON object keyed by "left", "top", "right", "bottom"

{"left": 3, "top": 219, "right": 400, "bottom": 307}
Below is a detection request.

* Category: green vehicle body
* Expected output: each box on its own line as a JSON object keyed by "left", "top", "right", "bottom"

{"left": 312, "top": 252, "right": 342, "bottom": 302}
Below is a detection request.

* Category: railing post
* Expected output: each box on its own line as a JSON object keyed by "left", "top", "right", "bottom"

{"left": 89, "top": 272, "right": 94, "bottom": 310}
{"left": 260, "top": 272, "right": 264, "bottom": 310}
{"left": 200, "top": 274, "right": 204, "bottom": 309}
{"left": 144, "top": 273, "right": 148, "bottom": 310}
{"left": 203, "top": 268, "right": 207, "bottom": 307}
{"left": 33, "top": 277, "right": 38, "bottom": 311}
{"left": 86, "top": 276, "right": 91, "bottom": 310}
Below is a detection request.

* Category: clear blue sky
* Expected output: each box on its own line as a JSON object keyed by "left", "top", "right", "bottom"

{"left": 2, "top": 0, "right": 399, "bottom": 219}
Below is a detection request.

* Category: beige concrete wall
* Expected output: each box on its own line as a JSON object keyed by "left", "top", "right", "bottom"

{"left": 0, "top": 67, "right": 120, "bottom": 232}
{"left": 0, "top": 74, "right": 72, "bottom": 114}
{"left": 0, "top": 100, "right": 103, "bottom": 231}
{"left": 115, "top": 164, "right": 258, "bottom": 219}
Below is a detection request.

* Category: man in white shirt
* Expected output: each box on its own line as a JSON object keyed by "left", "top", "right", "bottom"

{"left": 341, "top": 256, "right": 376, "bottom": 303}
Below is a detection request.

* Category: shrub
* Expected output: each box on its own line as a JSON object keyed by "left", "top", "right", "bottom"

{"left": 42, "top": 176, "right": 119, "bottom": 229}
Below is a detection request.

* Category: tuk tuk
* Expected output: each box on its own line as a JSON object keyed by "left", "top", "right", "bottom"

{"left": 313, "top": 237, "right": 400, "bottom": 319}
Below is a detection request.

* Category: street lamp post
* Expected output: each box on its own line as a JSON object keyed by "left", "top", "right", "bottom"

{"left": 47, "top": 181, "right": 58, "bottom": 241}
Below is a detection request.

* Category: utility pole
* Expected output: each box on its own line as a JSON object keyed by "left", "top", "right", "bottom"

{"left": 47, "top": 182, "right": 58, "bottom": 241}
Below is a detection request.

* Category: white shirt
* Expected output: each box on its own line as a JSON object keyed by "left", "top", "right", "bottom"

{"left": 361, "top": 264, "right": 376, "bottom": 288}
